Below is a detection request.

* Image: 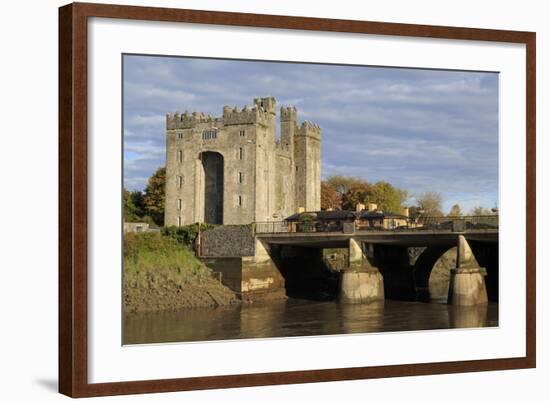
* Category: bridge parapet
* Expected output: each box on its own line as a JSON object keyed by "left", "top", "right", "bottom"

{"left": 254, "top": 215, "right": 498, "bottom": 235}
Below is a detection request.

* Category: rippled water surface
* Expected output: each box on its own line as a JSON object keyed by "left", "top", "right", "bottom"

{"left": 124, "top": 299, "right": 498, "bottom": 345}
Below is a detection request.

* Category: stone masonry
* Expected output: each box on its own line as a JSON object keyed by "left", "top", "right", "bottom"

{"left": 165, "top": 97, "right": 321, "bottom": 226}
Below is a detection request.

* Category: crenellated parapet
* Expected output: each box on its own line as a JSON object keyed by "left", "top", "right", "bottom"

{"left": 167, "top": 111, "right": 218, "bottom": 129}
{"left": 253, "top": 97, "right": 276, "bottom": 114}
{"left": 222, "top": 104, "right": 270, "bottom": 126}
{"left": 280, "top": 106, "right": 297, "bottom": 122}
{"left": 167, "top": 99, "right": 277, "bottom": 129}
{"left": 297, "top": 120, "right": 321, "bottom": 139}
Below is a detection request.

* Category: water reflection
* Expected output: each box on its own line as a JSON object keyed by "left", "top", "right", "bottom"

{"left": 448, "top": 304, "right": 489, "bottom": 328}
{"left": 123, "top": 299, "right": 499, "bottom": 345}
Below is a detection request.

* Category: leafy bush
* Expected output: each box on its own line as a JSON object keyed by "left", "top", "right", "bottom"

{"left": 162, "top": 223, "right": 215, "bottom": 247}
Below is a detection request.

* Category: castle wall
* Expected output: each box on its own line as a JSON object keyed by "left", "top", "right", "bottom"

{"left": 165, "top": 121, "right": 259, "bottom": 226}
{"left": 164, "top": 97, "right": 320, "bottom": 227}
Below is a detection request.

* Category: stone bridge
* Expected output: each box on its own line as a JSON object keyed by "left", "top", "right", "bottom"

{"left": 200, "top": 218, "right": 498, "bottom": 305}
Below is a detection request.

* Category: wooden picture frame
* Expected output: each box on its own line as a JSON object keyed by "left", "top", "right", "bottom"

{"left": 59, "top": 2, "right": 536, "bottom": 397}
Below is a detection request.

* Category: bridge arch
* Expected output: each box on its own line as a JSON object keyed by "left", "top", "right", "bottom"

{"left": 412, "top": 240, "right": 498, "bottom": 303}
{"left": 412, "top": 246, "right": 455, "bottom": 302}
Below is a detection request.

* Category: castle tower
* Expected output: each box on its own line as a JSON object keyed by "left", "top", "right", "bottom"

{"left": 164, "top": 97, "right": 320, "bottom": 227}
{"left": 254, "top": 97, "right": 277, "bottom": 136}
{"left": 294, "top": 121, "right": 321, "bottom": 212}
{"left": 280, "top": 106, "right": 297, "bottom": 152}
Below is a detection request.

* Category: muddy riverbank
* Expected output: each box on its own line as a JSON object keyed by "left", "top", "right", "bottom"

{"left": 124, "top": 278, "right": 239, "bottom": 313}
{"left": 124, "top": 232, "right": 240, "bottom": 312}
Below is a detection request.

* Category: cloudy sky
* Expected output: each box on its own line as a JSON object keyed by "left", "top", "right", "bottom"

{"left": 123, "top": 54, "right": 498, "bottom": 213}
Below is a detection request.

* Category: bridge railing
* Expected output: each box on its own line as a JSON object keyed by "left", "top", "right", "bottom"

{"left": 415, "top": 215, "right": 498, "bottom": 231}
{"left": 254, "top": 221, "right": 290, "bottom": 234}
{"left": 254, "top": 215, "right": 498, "bottom": 235}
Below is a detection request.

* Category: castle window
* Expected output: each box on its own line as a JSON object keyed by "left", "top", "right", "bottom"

{"left": 239, "top": 130, "right": 246, "bottom": 137}
{"left": 178, "top": 216, "right": 182, "bottom": 227}
{"left": 238, "top": 195, "right": 242, "bottom": 207}
{"left": 177, "top": 175, "right": 183, "bottom": 188}
{"left": 177, "top": 133, "right": 183, "bottom": 139}
{"left": 202, "top": 130, "right": 217, "bottom": 140}
{"left": 238, "top": 172, "right": 244, "bottom": 184}
{"left": 177, "top": 150, "right": 183, "bottom": 163}
{"left": 239, "top": 147, "right": 243, "bottom": 160}
{"left": 177, "top": 199, "right": 182, "bottom": 209}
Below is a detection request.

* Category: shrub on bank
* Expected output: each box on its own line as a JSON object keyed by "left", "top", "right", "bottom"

{"left": 162, "top": 223, "right": 215, "bottom": 247}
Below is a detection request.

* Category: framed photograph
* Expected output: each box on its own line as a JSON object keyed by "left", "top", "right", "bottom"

{"left": 59, "top": 2, "right": 536, "bottom": 397}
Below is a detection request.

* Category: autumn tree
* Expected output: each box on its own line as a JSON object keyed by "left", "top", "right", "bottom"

{"left": 143, "top": 167, "right": 166, "bottom": 226}
{"left": 341, "top": 181, "right": 371, "bottom": 211}
{"left": 448, "top": 203, "right": 463, "bottom": 217}
{"left": 326, "top": 175, "right": 366, "bottom": 196}
{"left": 368, "top": 181, "right": 408, "bottom": 213}
{"left": 321, "top": 181, "right": 341, "bottom": 210}
{"left": 415, "top": 191, "right": 443, "bottom": 217}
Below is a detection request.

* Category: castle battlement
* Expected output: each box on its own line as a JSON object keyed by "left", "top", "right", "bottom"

{"left": 297, "top": 120, "right": 321, "bottom": 138}
{"left": 222, "top": 104, "right": 270, "bottom": 126}
{"left": 166, "top": 111, "right": 219, "bottom": 130}
{"left": 280, "top": 106, "right": 297, "bottom": 122}
{"left": 167, "top": 98, "right": 277, "bottom": 130}
{"left": 253, "top": 97, "right": 276, "bottom": 114}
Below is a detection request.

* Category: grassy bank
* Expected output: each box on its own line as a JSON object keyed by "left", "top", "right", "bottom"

{"left": 124, "top": 232, "right": 239, "bottom": 312}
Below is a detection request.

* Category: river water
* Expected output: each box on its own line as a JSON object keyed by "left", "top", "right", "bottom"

{"left": 123, "top": 299, "right": 498, "bottom": 345}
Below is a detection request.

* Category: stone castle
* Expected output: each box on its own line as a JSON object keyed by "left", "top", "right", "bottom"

{"left": 165, "top": 97, "right": 321, "bottom": 226}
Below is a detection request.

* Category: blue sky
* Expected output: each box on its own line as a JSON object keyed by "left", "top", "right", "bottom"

{"left": 123, "top": 55, "right": 498, "bottom": 213}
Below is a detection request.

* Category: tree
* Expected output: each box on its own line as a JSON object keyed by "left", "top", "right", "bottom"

{"left": 130, "top": 190, "right": 146, "bottom": 218}
{"left": 341, "top": 181, "right": 371, "bottom": 210}
{"left": 448, "top": 203, "right": 462, "bottom": 217}
{"left": 321, "top": 181, "right": 341, "bottom": 210}
{"left": 368, "top": 181, "right": 408, "bottom": 213}
{"left": 326, "top": 175, "right": 366, "bottom": 196}
{"left": 416, "top": 191, "right": 443, "bottom": 216}
{"left": 144, "top": 167, "right": 166, "bottom": 226}
{"left": 407, "top": 205, "right": 423, "bottom": 219}
{"left": 471, "top": 206, "right": 494, "bottom": 216}
{"left": 124, "top": 189, "right": 140, "bottom": 222}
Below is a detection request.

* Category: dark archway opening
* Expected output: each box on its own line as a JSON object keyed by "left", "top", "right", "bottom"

{"left": 201, "top": 151, "right": 224, "bottom": 224}
{"left": 270, "top": 245, "right": 340, "bottom": 301}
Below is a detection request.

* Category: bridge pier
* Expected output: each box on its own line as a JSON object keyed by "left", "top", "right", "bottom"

{"left": 340, "top": 239, "right": 384, "bottom": 304}
{"left": 448, "top": 235, "right": 488, "bottom": 306}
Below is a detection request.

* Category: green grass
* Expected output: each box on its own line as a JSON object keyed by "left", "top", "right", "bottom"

{"left": 124, "top": 232, "right": 212, "bottom": 289}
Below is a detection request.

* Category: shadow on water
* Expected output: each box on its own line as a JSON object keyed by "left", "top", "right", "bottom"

{"left": 124, "top": 299, "right": 499, "bottom": 345}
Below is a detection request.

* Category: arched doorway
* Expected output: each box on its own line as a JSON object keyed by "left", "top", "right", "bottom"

{"left": 200, "top": 151, "right": 224, "bottom": 224}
